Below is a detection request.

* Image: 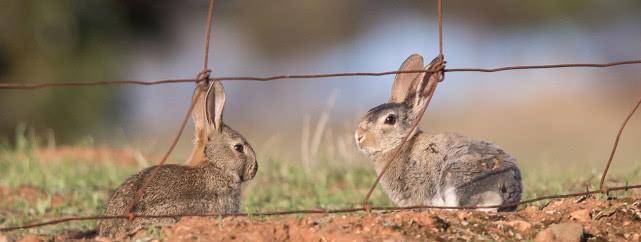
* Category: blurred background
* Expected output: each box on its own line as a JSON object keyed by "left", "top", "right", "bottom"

{"left": 1, "top": 0, "right": 641, "bottom": 181}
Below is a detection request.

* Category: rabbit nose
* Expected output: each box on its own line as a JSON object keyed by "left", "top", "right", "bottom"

{"left": 357, "top": 134, "right": 365, "bottom": 143}
{"left": 355, "top": 128, "right": 366, "bottom": 143}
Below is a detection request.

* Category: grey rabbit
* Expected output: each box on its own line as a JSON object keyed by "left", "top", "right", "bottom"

{"left": 97, "top": 81, "right": 258, "bottom": 237}
{"left": 355, "top": 54, "right": 522, "bottom": 211}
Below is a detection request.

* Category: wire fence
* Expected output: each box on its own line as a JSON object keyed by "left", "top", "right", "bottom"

{"left": 2, "top": 60, "right": 641, "bottom": 89}
{"left": 1, "top": 0, "right": 641, "bottom": 233}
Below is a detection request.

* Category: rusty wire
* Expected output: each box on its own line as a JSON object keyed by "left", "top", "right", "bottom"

{"left": 599, "top": 94, "right": 641, "bottom": 192}
{"left": 361, "top": 56, "right": 445, "bottom": 208}
{"left": 445, "top": 59, "right": 641, "bottom": 72}
{"left": 2, "top": 183, "right": 640, "bottom": 232}
{"left": 124, "top": 86, "right": 203, "bottom": 216}
{"left": 362, "top": 0, "right": 446, "bottom": 208}
{"left": 2, "top": 0, "right": 641, "bottom": 234}
{"left": 0, "top": 79, "right": 196, "bottom": 89}
{"left": 438, "top": 0, "right": 443, "bottom": 56}
{"left": 2, "top": 60, "right": 641, "bottom": 90}
{"left": 125, "top": 0, "right": 217, "bottom": 217}
{"left": 202, "top": 0, "right": 216, "bottom": 72}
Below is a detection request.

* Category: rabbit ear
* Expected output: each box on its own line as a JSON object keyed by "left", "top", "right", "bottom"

{"left": 191, "top": 84, "right": 209, "bottom": 132}
{"left": 186, "top": 84, "right": 210, "bottom": 165}
{"left": 389, "top": 54, "right": 425, "bottom": 104}
{"left": 205, "top": 80, "right": 226, "bottom": 132}
{"left": 409, "top": 55, "right": 444, "bottom": 113}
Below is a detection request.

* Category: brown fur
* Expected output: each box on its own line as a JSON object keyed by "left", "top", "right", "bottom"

{"left": 98, "top": 81, "right": 258, "bottom": 237}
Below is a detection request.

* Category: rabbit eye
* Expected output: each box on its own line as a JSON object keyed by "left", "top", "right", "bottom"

{"left": 233, "top": 143, "right": 244, "bottom": 153}
{"left": 384, "top": 114, "right": 397, "bottom": 125}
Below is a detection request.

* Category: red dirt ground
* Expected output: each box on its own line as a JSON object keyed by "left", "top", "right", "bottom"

{"left": 0, "top": 186, "right": 66, "bottom": 210}
{"left": 2, "top": 193, "right": 641, "bottom": 241}
{"left": 74, "top": 195, "right": 641, "bottom": 241}
{"left": 157, "top": 196, "right": 641, "bottom": 241}
{"left": 33, "top": 146, "right": 144, "bottom": 165}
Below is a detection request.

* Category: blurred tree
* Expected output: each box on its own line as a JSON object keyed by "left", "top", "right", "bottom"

{"left": 0, "top": 0, "right": 172, "bottom": 143}
{"left": 220, "top": 0, "right": 641, "bottom": 55}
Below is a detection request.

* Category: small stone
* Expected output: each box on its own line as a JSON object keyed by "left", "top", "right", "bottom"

{"left": 632, "top": 233, "right": 640, "bottom": 241}
{"left": 505, "top": 220, "right": 532, "bottom": 232}
{"left": 415, "top": 215, "right": 438, "bottom": 228}
{"left": 0, "top": 233, "right": 8, "bottom": 242}
{"left": 535, "top": 223, "right": 583, "bottom": 242}
{"left": 524, "top": 205, "right": 538, "bottom": 214}
{"left": 457, "top": 211, "right": 471, "bottom": 220}
{"left": 515, "top": 233, "right": 523, "bottom": 240}
{"left": 94, "top": 237, "right": 114, "bottom": 242}
{"left": 570, "top": 209, "right": 591, "bottom": 223}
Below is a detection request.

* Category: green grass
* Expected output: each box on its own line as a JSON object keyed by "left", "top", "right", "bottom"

{"left": 1, "top": 135, "right": 640, "bottom": 238}
{"left": 0, "top": 143, "right": 137, "bottom": 237}
{"left": 242, "top": 159, "right": 393, "bottom": 211}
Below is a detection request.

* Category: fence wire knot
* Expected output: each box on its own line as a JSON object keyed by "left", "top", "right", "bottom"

{"left": 196, "top": 69, "right": 212, "bottom": 86}
{"left": 428, "top": 54, "right": 446, "bottom": 83}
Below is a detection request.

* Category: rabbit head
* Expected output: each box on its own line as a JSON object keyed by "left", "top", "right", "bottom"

{"left": 201, "top": 81, "right": 258, "bottom": 181}
{"left": 355, "top": 54, "right": 442, "bottom": 156}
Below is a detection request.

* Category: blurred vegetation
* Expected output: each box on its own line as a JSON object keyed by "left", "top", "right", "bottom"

{"left": 0, "top": 1, "right": 173, "bottom": 143}
{"left": 228, "top": 0, "right": 641, "bottom": 55}
{"left": 1, "top": 0, "right": 640, "bottom": 143}
{"left": 0, "top": 133, "right": 137, "bottom": 237}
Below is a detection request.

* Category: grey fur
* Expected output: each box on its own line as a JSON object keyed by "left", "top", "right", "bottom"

{"left": 355, "top": 54, "right": 522, "bottom": 211}
{"left": 98, "top": 81, "right": 258, "bottom": 237}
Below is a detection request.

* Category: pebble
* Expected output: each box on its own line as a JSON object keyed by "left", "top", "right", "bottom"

{"left": 505, "top": 220, "right": 532, "bottom": 232}
{"left": 570, "top": 209, "right": 591, "bottom": 223}
{"left": 535, "top": 223, "right": 583, "bottom": 242}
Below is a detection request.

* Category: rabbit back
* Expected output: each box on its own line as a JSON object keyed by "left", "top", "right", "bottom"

{"left": 97, "top": 164, "right": 241, "bottom": 237}
{"left": 417, "top": 133, "right": 522, "bottom": 211}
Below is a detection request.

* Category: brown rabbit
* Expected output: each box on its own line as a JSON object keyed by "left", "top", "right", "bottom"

{"left": 97, "top": 81, "right": 258, "bottom": 237}
{"left": 355, "top": 54, "right": 522, "bottom": 211}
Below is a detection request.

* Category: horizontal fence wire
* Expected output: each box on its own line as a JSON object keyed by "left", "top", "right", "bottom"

{"left": 1, "top": 0, "right": 641, "bottom": 234}
{"left": 0, "top": 59, "right": 640, "bottom": 89}
{"left": 1, "top": 184, "right": 640, "bottom": 232}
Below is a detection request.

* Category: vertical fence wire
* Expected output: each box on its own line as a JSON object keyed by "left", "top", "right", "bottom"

{"left": 125, "top": 0, "right": 217, "bottom": 217}
{"left": 1, "top": 0, "right": 641, "bottom": 233}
